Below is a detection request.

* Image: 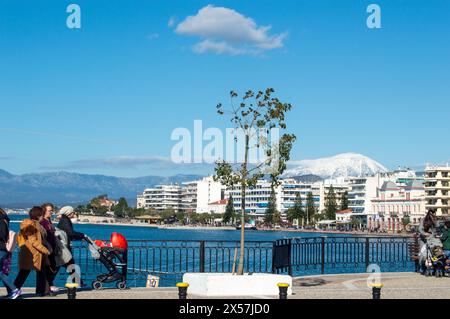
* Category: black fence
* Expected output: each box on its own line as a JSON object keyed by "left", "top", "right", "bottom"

{"left": 273, "top": 236, "right": 417, "bottom": 275}
{"left": 10, "top": 236, "right": 418, "bottom": 288}
{"left": 67, "top": 240, "right": 274, "bottom": 287}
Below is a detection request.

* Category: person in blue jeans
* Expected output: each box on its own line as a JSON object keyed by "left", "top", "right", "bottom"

{"left": 0, "top": 208, "right": 21, "bottom": 299}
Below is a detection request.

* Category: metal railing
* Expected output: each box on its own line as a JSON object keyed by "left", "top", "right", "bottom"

{"left": 279, "top": 236, "right": 417, "bottom": 275}
{"left": 67, "top": 240, "right": 274, "bottom": 286}
{"left": 10, "top": 236, "right": 417, "bottom": 287}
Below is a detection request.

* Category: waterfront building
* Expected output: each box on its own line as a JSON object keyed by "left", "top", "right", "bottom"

{"left": 194, "top": 177, "right": 225, "bottom": 213}
{"left": 370, "top": 180, "right": 425, "bottom": 232}
{"left": 335, "top": 209, "right": 353, "bottom": 229}
{"left": 347, "top": 168, "right": 423, "bottom": 226}
{"left": 207, "top": 199, "right": 228, "bottom": 215}
{"left": 227, "top": 179, "right": 321, "bottom": 220}
{"left": 138, "top": 176, "right": 224, "bottom": 213}
{"left": 141, "top": 184, "right": 183, "bottom": 212}
{"left": 137, "top": 194, "right": 145, "bottom": 209}
{"left": 318, "top": 180, "right": 350, "bottom": 212}
{"left": 425, "top": 165, "right": 450, "bottom": 216}
{"left": 280, "top": 180, "right": 321, "bottom": 214}
{"left": 180, "top": 181, "right": 198, "bottom": 213}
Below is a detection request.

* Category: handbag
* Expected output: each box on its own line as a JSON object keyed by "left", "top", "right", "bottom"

{"left": 1, "top": 253, "right": 11, "bottom": 275}
{"left": 54, "top": 229, "right": 73, "bottom": 266}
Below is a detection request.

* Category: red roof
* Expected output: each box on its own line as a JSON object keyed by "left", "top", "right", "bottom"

{"left": 336, "top": 209, "right": 352, "bottom": 214}
{"left": 209, "top": 199, "right": 228, "bottom": 206}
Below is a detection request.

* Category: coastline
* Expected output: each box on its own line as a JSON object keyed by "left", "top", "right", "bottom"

{"left": 73, "top": 220, "right": 413, "bottom": 237}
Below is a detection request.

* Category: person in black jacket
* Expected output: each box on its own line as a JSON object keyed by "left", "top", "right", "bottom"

{"left": 0, "top": 208, "right": 21, "bottom": 299}
{"left": 57, "top": 206, "right": 85, "bottom": 251}
{"left": 56, "top": 206, "right": 86, "bottom": 285}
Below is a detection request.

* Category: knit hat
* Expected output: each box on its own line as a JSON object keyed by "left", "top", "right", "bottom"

{"left": 59, "top": 206, "right": 75, "bottom": 216}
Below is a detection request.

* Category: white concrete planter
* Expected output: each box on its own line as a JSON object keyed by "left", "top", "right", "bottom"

{"left": 183, "top": 273, "right": 293, "bottom": 297}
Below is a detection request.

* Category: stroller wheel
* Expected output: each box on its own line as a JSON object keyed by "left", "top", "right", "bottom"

{"left": 116, "top": 281, "right": 127, "bottom": 290}
{"left": 92, "top": 281, "right": 103, "bottom": 290}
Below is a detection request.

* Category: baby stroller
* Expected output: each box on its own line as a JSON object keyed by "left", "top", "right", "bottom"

{"left": 85, "top": 232, "right": 128, "bottom": 290}
{"left": 423, "top": 243, "right": 447, "bottom": 278}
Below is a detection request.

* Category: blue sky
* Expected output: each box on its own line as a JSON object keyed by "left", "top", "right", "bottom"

{"left": 0, "top": 0, "right": 449, "bottom": 177}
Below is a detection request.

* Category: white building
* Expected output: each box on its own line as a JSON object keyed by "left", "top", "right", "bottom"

{"left": 346, "top": 168, "right": 423, "bottom": 225}
{"left": 318, "top": 180, "right": 350, "bottom": 212}
{"left": 138, "top": 176, "right": 224, "bottom": 214}
{"left": 137, "top": 194, "right": 145, "bottom": 209}
{"left": 180, "top": 181, "right": 198, "bottom": 213}
{"left": 195, "top": 177, "right": 225, "bottom": 214}
{"left": 140, "top": 184, "right": 182, "bottom": 212}
{"left": 425, "top": 165, "right": 450, "bottom": 216}
{"left": 227, "top": 179, "right": 321, "bottom": 220}
{"left": 370, "top": 180, "right": 425, "bottom": 232}
{"left": 207, "top": 199, "right": 228, "bottom": 215}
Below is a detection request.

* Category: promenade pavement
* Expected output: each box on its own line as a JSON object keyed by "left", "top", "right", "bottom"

{"left": 2, "top": 272, "right": 450, "bottom": 299}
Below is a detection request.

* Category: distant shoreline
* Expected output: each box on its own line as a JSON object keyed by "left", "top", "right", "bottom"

{"left": 10, "top": 214, "right": 413, "bottom": 237}
{"left": 73, "top": 220, "right": 413, "bottom": 237}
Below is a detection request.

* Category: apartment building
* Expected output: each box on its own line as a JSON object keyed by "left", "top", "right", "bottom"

{"left": 227, "top": 179, "right": 320, "bottom": 219}
{"left": 140, "top": 184, "right": 182, "bottom": 212}
{"left": 138, "top": 176, "right": 224, "bottom": 213}
{"left": 425, "top": 165, "right": 450, "bottom": 216}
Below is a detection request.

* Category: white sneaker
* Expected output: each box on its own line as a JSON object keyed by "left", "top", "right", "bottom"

{"left": 9, "top": 289, "right": 22, "bottom": 300}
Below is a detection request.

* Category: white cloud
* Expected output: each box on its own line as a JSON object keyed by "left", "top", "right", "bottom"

{"left": 175, "top": 5, "right": 287, "bottom": 56}
{"left": 168, "top": 16, "right": 176, "bottom": 28}
{"left": 193, "top": 39, "right": 247, "bottom": 56}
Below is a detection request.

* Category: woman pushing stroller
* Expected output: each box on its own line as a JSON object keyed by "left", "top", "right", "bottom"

{"left": 55, "top": 206, "right": 87, "bottom": 286}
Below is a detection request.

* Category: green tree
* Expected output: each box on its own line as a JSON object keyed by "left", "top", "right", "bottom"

{"left": 340, "top": 191, "right": 349, "bottom": 211}
{"left": 286, "top": 193, "right": 304, "bottom": 225}
{"left": 160, "top": 208, "right": 176, "bottom": 221}
{"left": 113, "top": 197, "right": 129, "bottom": 218}
{"left": 214, "top": 89, "right": 296, "bottom": 275}
{"left": 350, "top": 216, "right": 360, "bottom": 229}
{"left": 223, "top": 196, "right": 235, "bottom": 224}
{"left": 265, "top": 188, "right": 278, "bottom": 225}
{"left": 402, "top": 216, "right": 411, "bottom": 227}
{"left": 305, "top": 192, "right": 317, "bottom": 225}
{"left": 273, "top": 210, "right": 282, "bottom": 226}
{"left": 325, "top": 186, "right": 338, "bottom": 220}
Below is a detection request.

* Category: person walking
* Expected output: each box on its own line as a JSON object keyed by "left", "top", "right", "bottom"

{"left": 14, "top": 206, "right": 51, "bottom": 297}
{"left": 40, "top": 203, "right": 60, "bottom": 295}
{"left": 56, "top": 206, "right": 86, "bottom": 284}
{"left": 0, "top": 208, "right": 21, "bottom": 299}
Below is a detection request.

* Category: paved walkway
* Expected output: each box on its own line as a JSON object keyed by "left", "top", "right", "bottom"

{"left": 2, "top": 272, "right": 450, "bottom": 299}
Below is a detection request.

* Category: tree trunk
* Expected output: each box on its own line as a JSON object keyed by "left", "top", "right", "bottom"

{"left": 237, "top": 134, "right": 250, "bottom": 276}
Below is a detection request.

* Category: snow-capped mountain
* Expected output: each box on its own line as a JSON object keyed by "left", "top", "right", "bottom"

{"left": 284, "top": 153, "right": 388, "bottom": 179}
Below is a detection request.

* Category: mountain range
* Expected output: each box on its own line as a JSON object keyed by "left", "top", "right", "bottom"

{"left": 284, "top": 153, "right": 388, "bottom": 179}
{"left": 0, "top": 153, "right": 389, "bottom": 208}
{"left": 0, "top": 170, "right": 202, "bottom": 208}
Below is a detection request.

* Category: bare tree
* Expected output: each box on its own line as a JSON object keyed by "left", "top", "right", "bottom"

{"left": 214, "top": 88, "right": 296, "bottom": 275}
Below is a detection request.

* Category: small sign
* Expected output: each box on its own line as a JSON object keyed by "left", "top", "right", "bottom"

{"left": 146, "top": 275, "right": 160, "bottom": 288}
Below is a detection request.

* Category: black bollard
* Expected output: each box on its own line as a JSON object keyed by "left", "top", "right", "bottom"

{"left": 277, "top": 283, "right": 289, "bottom": 300}
{"left": 371, "top": 284, "right": 383, "bottom": 300}
{"left": 176, "top": 283, "right": 189, "bottom": 300}
{"left": 65, "top": 283, "right": 79, "bottom": 300}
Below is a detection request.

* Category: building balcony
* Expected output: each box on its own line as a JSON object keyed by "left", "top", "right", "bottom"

{"left": 426, "top": 203, "right": 449, "bottom": 209}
